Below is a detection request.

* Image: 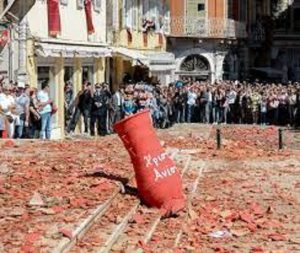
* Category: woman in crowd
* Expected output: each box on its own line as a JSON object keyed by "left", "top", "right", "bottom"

{"left": 29, "top": 88, "right": 41, "bottom": 138}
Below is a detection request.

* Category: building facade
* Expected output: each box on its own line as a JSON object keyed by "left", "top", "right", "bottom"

{"left": 244, "top": 0, "right": 300, "bottom": 82}
{"left": 106, "top": 0, "right": 175, "bottom": 90}
{"left": 267, "top": 0, "right": 300, "bottom": 81}
{"left": 168, "top": 0, "right": 247, "bottom": 82}
{"left": 15, "top": 0, "right": 110, "bottom": 139}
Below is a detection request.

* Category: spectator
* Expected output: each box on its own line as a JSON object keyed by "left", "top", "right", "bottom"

{"left": 111, "top": 88, "right": 123, "bottom": 125}
{"left": 67, "top": 81, "right": 92, "bottom": 134}
{"left": 29, "top": 88, "right": 41, "bottom": 138}
{"left": 90, "top": 83, "right": 111, "bottom": 136}
{"left": 14, "top": 86, "right": 30, "bottom": 138}
{"left": 186, "top": 86, "right": 197, "bottom": 123}
{"left": 37, "top": 82, "right": 53, "bottom": 140}
{"left": 64, "top": 81, "right": 74, "bottom": 129}
{"left": 0, "top": 85, "right": 16, "bottom": 138}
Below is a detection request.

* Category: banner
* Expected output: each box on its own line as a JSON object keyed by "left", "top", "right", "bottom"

{"left": 84, "top": 0, "right": 95, "bottom": 34}
{"left": 47, "top": 0, "right": 61, "bottom": 36}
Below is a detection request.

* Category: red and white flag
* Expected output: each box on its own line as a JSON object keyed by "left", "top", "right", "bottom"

{"left": 84, "top": 0, "right": 95, "bottom": 34}
{"left": 47, "top": 0, "right": 61, "bottom": 36}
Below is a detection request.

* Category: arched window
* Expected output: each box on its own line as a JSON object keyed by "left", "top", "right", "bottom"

{"left": 180, "top": 54, "right": 210, "bottom": 72}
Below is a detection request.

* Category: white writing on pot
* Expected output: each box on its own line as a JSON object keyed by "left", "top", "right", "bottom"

{"left": 144, "top": 153, "right": 168, "bottom": 168}
{"left": 143, "top": 153, "right": 177, "bottom": 182}
{"left": 154, "top": 166, "right": 177, "bottom": 182}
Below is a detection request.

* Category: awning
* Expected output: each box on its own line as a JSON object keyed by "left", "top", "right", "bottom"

{"left": 112, "top": 47, "right": 175, "bottom": 71}
{"left": 149, "top": 64, "right": 176, "bottom": 72}
{"left": 112, "top": 47, "right": 149, "bottom": 65}
{"left": 0, "top": 0, "right": 36, "bottom": 23}
{"left": 35, "top": 41, "right": 112, "bottom": 58}
{"left": 145, "top": 52, "right": 176, "bottom": 72}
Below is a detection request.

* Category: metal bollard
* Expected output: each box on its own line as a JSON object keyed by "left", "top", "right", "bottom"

{"left": 279, "top": 128, "right": 283, "bottom": 150}
{"left": 216, "top": 129, "right": 221, "bottom": 150}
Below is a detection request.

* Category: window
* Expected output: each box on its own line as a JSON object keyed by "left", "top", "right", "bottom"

{"left": 93, "top": 0, "right": 101, "bottom": 12}
{"left": 198, "top": 3, "right": 205, "bottom": 12}
{"left": 60, "top": 0, "right": 68, "bottom": 6}
{"left": 123, "top": 0, "right": 138, "bottom": 29}
{"left": 143, "top": 0, "right": 150, "bottom": 18}
{"left": 77, "top": 0, "right": 84, "bottom": 9}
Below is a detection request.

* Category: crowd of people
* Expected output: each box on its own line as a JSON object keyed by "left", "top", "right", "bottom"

{"left": 0, "top": 80, "right": 56, "bottom": 139}
{"left": 1, "top": 78, "right": 300, "bottom": 140}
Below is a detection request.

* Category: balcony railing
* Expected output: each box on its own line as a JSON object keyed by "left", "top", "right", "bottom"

{"left": 170, "top": 17, "right": 247, "bottom": 39}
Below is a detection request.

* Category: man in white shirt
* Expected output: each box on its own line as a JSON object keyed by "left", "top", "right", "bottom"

{"left": 0, "top": 85, "right": 16, "bottom": 138}
{"left": 111, "top": 89, "right": 123, "bottom": 125}
{"left": 226, "top": 87, "right": 237, "bottom": 123}
{"left": 187, "top": 86, "right": 197, "bottom": 123}
{"left": 37, "top": 82, "right": 53, "bottom": 140}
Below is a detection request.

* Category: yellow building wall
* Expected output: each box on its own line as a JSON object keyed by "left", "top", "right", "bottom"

{"left": 112, "top": 29, "right": 167, "bottom": 86}
{"left": 112, "top": 56, "right": 124, "bottom": 90}
{"left": 94, "top": 58, "right": 106, "bottom": 83}
{"left": 116, "top": 29, "right": 166, "bottom": 51}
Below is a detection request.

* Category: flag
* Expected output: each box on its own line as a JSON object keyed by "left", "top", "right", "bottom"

{"left": 47, "top": 0, "right": 61, "bottom": 36}
{"left": 84, "top": 0, "right": 95, "bottom": 34}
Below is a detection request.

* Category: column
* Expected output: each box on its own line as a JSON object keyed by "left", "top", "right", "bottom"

{"left": 94, "top": 57, "right": 105, "bottom": 83}
{"left": 73, "top": 58, "right": 82, "bottom": 95}
{"left": 18, "top": 19, "right": 28, "bottom": 85}
{"left": 215, "top": 52, "right": 226, "bottom": 81}
{"left": 73, "top": 57, "right": 82, "bottom": 134}
{"left": 26, "top": 38, "right": 38, "bottom": 88}
{"left": 54, "top": 57, "right": 65, "bottom": 138}
{"left": 112, "top": 56, "right": 124, "bottom": 91}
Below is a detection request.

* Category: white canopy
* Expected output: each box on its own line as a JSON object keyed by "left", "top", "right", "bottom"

{"left": 112, "top": 47, "right": 175, "bottom": 72}
{"left": 35, "top": 41, "right": 112, "bottom": 58}
{"left": 112, "top": 47, "right": 149, "bottom": 65}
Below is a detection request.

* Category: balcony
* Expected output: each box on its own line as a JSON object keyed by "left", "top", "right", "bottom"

{"left": 170, "top": 18, "right": 247, "bottom": 39}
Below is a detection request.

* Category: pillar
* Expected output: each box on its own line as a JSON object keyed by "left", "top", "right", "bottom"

{"left": 94, "top": 57, "right": 105, "bottom": 83}
{"left": 18, "top": 19, "right": 28, "bottom": 85}
{"left": 215, "top": 52, "right": 226, "bottom": 82}
{"left": 26, "top": 38, "right": 38, "bottom": 88}
{"left": 112, "top": 56, "right": 124, "bottom": 91}
{"left": 73, "top": 57, "right": 82, "bottom": 134}
{"left": 54, "top": 57, "right": 65, "bottom": 138}
{"left": 73, "top": 58, "right": 82, "bottom": 95}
